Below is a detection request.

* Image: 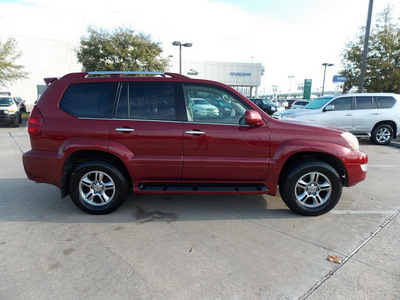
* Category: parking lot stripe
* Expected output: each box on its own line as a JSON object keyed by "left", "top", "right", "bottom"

{"left": 331, "top": 210, "right": 397, "bottom": 215}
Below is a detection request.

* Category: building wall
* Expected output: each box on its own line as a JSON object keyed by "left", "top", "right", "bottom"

{"left": 171, "top": 60, "right": 262, "bottom": 87}
{"left": 3, "top": 36, "right": 262, "bottom": 109}
{"left": 2, "top": 36, "right": 81, "bottom": 107}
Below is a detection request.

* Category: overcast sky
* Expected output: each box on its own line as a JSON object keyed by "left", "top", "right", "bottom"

{"left": 1, "top": 0, "right": 399, "bottom": 93}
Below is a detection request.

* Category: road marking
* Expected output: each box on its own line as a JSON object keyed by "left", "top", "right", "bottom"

{"left": 368, "top": 165, "right": 400, "bottom": 168}
{"left": 331, "top": 210, "right": 397, "bottom": 215}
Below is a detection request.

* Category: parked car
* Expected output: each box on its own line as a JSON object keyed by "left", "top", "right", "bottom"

{"left": 273, "top": 96, "right": 336, "bottom": 119}
{"left": 274, "top": 93, "right": 400, "bottom": 145}
{"left": 23, "top": 71, "right": 367, "bottom": 216}
{"left": 0, "top": 96, "right": 21, "bottom": 126}
{"left": 291, "top": 100, "right": 311, "bottom": 109}
{"left": 276, "top": 99, "right": 289, "bottom": 108}
{"left": 13, "top": 97, "right": 27, "bottom": 112}
{"left": 249, "top": 98, "right": 285, "bottom": 115}
{"left": 189, "top": 98, "right": 219, "bottom": 117}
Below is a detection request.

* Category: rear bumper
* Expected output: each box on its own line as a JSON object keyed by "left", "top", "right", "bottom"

{"left": 22, "top": 150, "right": 63, "bottom": 188}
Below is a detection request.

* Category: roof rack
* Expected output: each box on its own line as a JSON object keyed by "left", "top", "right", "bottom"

{"left": 57, "top": 71, "right": 190, "bottom": 82}
{"left": 86, "top": 71, "right": 189, "bottom": 79}
{"left": 88, "top": 71, "right": 164, "bottom": 76}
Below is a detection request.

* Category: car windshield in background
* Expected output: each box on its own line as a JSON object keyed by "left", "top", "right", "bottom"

{"left": 193, "top": 99, "right": 210, "bottom": 105}
{"left": 0, "top": 97, "right": 13, "bottom": 106}
{"left": 262, "top": 100, "right": 275, "bottom": 105}
{"left": 304, "top": 96, "right": 335, "bottom": 109}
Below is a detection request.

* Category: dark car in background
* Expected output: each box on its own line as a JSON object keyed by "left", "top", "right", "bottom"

{"left": 249, "top": 98, "right": 285, "bottom": 115}
{"left": 13, "top": 97, "right": 27, "bottom": 112}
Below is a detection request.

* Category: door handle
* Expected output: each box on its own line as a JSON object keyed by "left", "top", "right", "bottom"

{"left": 186, "top": 130, "right": 205, "bottom": 135}
{"left": 345, "top": 114, "right": 353, "bottom": 116}
{"left": 116, "top": 128, "right": 135, "bottom": 132}
{"left": 372, "top": 113, "right": 380, "bottom": 115}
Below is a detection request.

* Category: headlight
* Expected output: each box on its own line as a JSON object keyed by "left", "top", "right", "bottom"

{"left": 341, "top": 132, "right": 359, "bottom": 151}
{"left": 4, "top": 110, "right": 9, "bottom": 115}
{"left": 271, "top": 106, "right": 276, "bottom": 111}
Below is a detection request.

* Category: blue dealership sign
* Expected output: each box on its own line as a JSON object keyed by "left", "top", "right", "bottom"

{"left": 333, "top": 75, "right": 347, "bottom": 83}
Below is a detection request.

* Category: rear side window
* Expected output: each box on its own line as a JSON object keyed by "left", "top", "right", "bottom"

{"left": 374, "top": 96, "right": 396, "bottom": 108}
{"left": 60, "top": 83, "right": 118, "bottom": 118}
{"left": 115, "top": 83, "right": 178, "bottom": 121}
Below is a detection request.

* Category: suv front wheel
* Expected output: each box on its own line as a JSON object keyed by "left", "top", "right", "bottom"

{"left": 279, "top": 160, "right": 342, "bottom": 216}
{"left": 69, "top": 161, "right": 128, "bottom": 214}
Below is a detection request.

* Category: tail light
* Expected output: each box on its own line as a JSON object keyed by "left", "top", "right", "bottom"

{"left": 28, "top": 106, "right": 43, "bottom": 135}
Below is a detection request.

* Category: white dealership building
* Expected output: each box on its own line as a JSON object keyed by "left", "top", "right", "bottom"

{"left": 3, "top": 36, "right": 263, "bottom": 110}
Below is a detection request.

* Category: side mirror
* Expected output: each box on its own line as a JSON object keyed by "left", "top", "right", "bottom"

{"left": 324, "top": 104, "right": 335, "bottom": 111}
{"left": 244, "top": 110, "right": 264, "bottom": 127}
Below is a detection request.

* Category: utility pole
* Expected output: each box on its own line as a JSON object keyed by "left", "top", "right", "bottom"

{"left": 358, "top": 0, "right": 374, "bottom": 93}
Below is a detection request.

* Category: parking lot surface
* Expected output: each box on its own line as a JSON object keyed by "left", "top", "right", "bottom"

{"left": 1, "top": 120, "right": 399, "bottom": 299}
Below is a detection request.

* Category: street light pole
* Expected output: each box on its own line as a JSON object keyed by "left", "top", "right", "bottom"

{"left": 322, "top": 63, "right": 334, "bottom": 96}
{"left": 358, "top": 0, "right": 374, "bottom": 93}
{"left": 172, "top": 41, "right": 192, "bottom": 74}
{"left": 288, "top": 75, "right": 295, "bottom": 98}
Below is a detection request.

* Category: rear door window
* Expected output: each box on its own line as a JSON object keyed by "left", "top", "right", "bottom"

{"left": 60, "top": 82, "right": 118, "bottom": 118}
{"left": 115, "top": 83, "right": 179, "bottom": 121}
{"left": 355, "top": 96, "right": 373, "bottom": 110}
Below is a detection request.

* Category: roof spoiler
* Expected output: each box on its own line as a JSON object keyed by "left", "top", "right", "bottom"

{"left": 44, "top": 77, "right": 58, "bottom": 85}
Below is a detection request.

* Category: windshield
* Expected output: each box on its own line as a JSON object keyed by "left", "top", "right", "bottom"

{"left": 261, "top": 100, "right": 274, "bottom": 105}
{"left": 304, "top": 96, "right": 334, "bottom": 109}
{"left": 0, "top": 97, "right": 13, "bottom": 106}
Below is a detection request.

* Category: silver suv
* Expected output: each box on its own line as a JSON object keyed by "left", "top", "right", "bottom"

{"left": 273, "top": 93, "right": 400, "bottom": 145}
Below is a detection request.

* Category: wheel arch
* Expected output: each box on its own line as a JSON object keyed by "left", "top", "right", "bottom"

{"left": 61, "top": 150, "right": 131, "bottom": 198}
{"left": 278, "top": 152, "right": 348, "bottom": 188}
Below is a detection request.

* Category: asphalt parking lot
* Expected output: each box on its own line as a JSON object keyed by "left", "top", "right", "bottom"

{"left": 0, "top": 118, "right": 399, "bottom": 299}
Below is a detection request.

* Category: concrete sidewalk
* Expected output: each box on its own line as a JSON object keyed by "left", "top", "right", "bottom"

{"left": 0, "top": 125, "right": 399, "bottom": 299}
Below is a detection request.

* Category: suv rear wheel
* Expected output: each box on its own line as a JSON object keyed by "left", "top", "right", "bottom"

{"left": 370, "top": 124, "right": 393, "bottom": 145}
{"left": 279, "top": 160, "right": 342, "bottom": 216}
{"left": 69, "top": 161, "right": 128, "bottom": 214}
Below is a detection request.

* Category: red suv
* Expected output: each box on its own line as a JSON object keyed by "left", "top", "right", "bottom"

{"left": 23, "top": 72, "right": 368, "bottom": 216}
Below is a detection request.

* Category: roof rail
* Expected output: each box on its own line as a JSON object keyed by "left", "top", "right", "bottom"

{"left": 88, "top": 71, "right": 164, "bottom": 76}
{"left": 57, "top": 71, "right": 191, "bottom": 81}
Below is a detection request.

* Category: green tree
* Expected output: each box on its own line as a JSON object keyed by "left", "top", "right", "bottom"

{"left": 0, "top": 38, "right": 28, "bottom": 88}
{"left": 340, "top": 6, "right": 400, "bottom": 93}
{"left": 76, "top": 27, "right": 169, "bottom": 72}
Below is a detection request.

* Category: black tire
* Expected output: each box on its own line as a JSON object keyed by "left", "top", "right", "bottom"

{"left": 279, "top": 160, "right": 342, "bottom": 216}
{"left": 12, "top": 116, "right": 19, "bottom": 127}
{"left": 18, "top": 112, "right": 22, "bottom": 123}
{"left": 69, "top": 161, "right": 128, "bottom": 214}
{"left": 370, "top": 124, "right": 393, "bottom": 145}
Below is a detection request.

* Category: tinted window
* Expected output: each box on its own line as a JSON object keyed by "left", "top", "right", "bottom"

{"left": 356, "top": 96, "right": 373, "bottom": 109}
{"left": 183, "top": 85, "right": 249, "bottom": 125}
{"left": 115, "top": 83, "right": 177, "bottom": 121}
{"left": 330, "top": 97, "right": 352, "bottom": 111}
{"left": 60, "top": 83, "right": 118, "bottom": 118}
{"left": 374, "top": 96, "right": 396, "bottom": 108}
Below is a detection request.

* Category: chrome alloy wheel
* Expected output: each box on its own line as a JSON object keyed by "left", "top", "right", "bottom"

{"left": 294, "top": 172, "right": 332, "bottom": 208}
{"left": 376, "top": 127, "right": 391, "bottom": 144}
{"left": 79, "top": 171, "right": 115, "bottom": 206}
